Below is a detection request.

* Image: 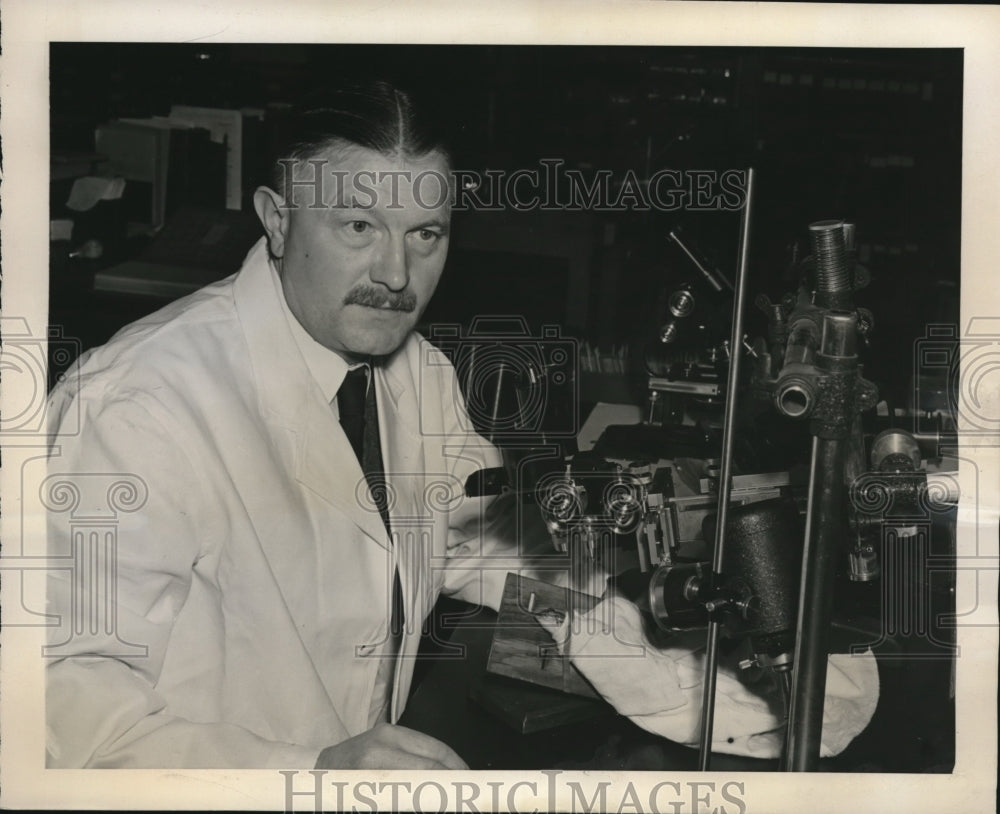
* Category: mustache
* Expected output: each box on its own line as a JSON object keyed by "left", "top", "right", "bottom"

{"left": 343, "top": 286, "right": 418, "bottom": 312}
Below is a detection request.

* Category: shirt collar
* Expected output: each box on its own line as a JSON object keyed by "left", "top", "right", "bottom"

{"left": 269, "top": 259, "right": 366, "bottom": 404}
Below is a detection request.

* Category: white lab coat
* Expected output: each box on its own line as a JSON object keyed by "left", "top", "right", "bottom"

{"left": 45, "top": 239, "right": 531, "bottom": 769}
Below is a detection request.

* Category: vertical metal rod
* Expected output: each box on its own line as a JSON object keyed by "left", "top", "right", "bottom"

{"left": 488, "top": 361, "right": 506, "bottom": 443}
{"left": 697, "top": 621, "right": 721, "bottom": 771}
{"left": 697, "top": 167, "right": 755, "bottom": 770}
{"left": 779, "top": 669, "right": 793, "bottom": 718}
{"left": 778, "top": 669, "right": 793, "bottom": 771}
{"left": 784, "top": 435, "right": 847, "bottom": 770}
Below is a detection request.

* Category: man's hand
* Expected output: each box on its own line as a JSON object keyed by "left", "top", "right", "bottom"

{"left": 314, "top": 723, "right": 468, "bottom": 769}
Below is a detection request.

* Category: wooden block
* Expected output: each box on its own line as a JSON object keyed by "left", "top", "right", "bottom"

{"left": 486, "top": 573, "right": 601, "bottom": 699}
{"left": 470, "top": 674, "right": 607, "bottom": 734}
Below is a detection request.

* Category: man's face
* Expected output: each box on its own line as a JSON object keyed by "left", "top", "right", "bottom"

{"left": 263, "top": 143, "right": 452, "bottom": 361}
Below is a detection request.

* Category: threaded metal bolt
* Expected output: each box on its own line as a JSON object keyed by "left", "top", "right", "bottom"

{"left": 809, "top": 219, "right": 852, "bottom": 310}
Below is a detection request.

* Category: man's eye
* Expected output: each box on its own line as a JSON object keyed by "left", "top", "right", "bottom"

{"left": 349, "top": 221, "right": 370, "bottom": 233}
{"left": 417, "top": 229, "right": 440, "bottom": 242}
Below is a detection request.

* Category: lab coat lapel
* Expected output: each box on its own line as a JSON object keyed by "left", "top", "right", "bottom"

{"left": 377, "top": 360, "right": 443, "bottom": 722}
{"left": 375, "top": 358, "right": 427, "bottom": 578}
{"left": 375, "top": 360, "right": 425, "bottom": 513}
{"left": 232, "top": 240, "right": 390, "bottom": 549}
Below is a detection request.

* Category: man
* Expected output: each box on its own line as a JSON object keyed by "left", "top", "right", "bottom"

{"left": 45, "top": 80, "right": 550, "bottom": 769}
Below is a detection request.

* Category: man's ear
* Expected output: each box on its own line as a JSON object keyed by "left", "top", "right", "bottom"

{"left": 253, "top": 186, "right": 289, "bottom": 259}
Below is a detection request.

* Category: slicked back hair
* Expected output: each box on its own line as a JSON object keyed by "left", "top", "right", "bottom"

{"left": 271, "top": 79, "right": 452, "bottom": 200}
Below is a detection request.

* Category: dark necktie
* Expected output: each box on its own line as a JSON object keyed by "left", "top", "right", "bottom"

{"left": 337, "top": 366, "right": 390, "bottom": 532}
{"left": 337, "top": 366, "right": 404, "bottom": 656}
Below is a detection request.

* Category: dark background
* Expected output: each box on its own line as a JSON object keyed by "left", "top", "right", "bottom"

{"left": 50, "top": 43, "right": 962, "bottom": 410}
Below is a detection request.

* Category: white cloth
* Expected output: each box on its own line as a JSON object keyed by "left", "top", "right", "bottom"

{"left": 537, "top": 595, "right": 880, "bottom": 759}
{"left": 45, "top": 237, "right": 544, "bottom": 769}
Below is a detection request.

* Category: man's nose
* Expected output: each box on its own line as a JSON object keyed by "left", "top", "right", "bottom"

{"left": 369, "top": 237, "right": 410, "bottom": 291}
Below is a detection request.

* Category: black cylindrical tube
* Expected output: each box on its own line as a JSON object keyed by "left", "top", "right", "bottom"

{"left": 819, "top": 311, "right": 858, "bottom": 358}
{"left": 785, "top": 436, "right": 847, "bottom": 771}
{"left": 704, "top": 498, "right": 804, "bottom": 658}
